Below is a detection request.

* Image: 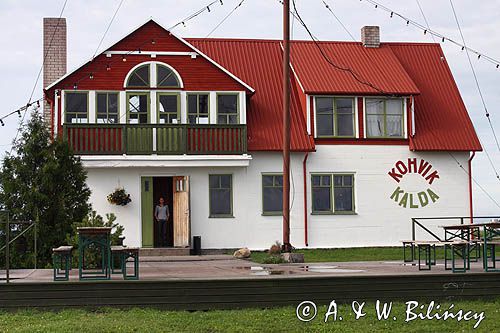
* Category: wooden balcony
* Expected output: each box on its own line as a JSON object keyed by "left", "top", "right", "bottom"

{"left": 63, "top": 124, "right": 247, "bottom": 155}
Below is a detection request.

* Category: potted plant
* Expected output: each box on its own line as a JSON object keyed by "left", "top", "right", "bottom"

{"left": 107, "top": 187, "right": 131, "bottom": 206}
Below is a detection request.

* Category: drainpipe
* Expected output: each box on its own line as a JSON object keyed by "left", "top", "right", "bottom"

{"left": 468, "top": 151, "right": 475, "bottom": 224}
{"left": 303, "top": 152, "right": 309, "bottom": 246}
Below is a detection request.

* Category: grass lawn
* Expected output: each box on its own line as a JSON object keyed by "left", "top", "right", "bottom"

{"left": 250, "top": 246, "right": 500, "bottom": 264}
{"left": 0, "top": 299, "right": 498, "bottom": 332}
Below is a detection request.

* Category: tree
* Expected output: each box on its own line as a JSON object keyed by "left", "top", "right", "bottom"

{"left": 0, "top": 112, "right": 91, "bottom": 266}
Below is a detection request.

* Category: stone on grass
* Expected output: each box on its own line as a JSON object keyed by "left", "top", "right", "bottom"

{"left": 281, "top": 253, "right": 304, "bottom": 263}
{"left": 233, "top": 247, "right": 251, "bottom": 259}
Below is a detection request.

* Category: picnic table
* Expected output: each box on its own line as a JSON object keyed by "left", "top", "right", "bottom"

{"left": 403, "top": 221, "right": 500, "bottom": 273}
{"left": 77, "top": 227, "right": 112, "bottom": 280}
{"left": 440, "top": 222, "right": 500, "bottom": 272}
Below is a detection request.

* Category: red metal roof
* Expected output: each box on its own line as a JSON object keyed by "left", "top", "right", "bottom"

{"left": 188, "top": 39, "right": 315, "bottom": 151}
{"left": 290, "top": 41, "right": 420, "bottom": 95}
{"left": 388, "top": 43, "right": 482, "bottom": 151}
{"left": 190, "top": 38, "right": 480, "bottom": 152}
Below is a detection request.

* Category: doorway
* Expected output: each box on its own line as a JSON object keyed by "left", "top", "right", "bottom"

{"left": 140, "top": 176, "right": 190, "bottom": 248}
{"left": 153, "top": 177, "right": 173, "bottom": 247}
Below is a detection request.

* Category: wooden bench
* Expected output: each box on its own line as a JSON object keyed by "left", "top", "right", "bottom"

{"left": 476, "top": 240, "right": 500, "bottom": 271}
{"left": 52, "top": 246, "right": 73, "bottom": 281}
{"left": 111, "top": 246, "right": 139, "bottom": 280}
{"left": 401, "top": 240, "right": 450, "bottom": 267}
{"left": 401, "top": 240, "right": 461, "bottom": 271}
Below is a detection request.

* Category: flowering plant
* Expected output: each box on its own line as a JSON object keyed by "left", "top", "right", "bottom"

{"left": 107, "top": 187, "right": 131, "bottom": 206}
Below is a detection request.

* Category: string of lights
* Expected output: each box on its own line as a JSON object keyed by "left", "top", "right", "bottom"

{"left": 0, "top": 0, "right": 225, "bottom": 128}
{"left": 0, "top": 98, "right": 43, "bottom": 127}
{"left": 169, "top": 0, "right": 223, "bottom": 31}
{"left": 358, "top": 0, "right": 500, "bottom": 68}
{"left": 415, "top": 0, "right": 436, "bottom": 43}
{"left": 206, "top": 0, "right": 245, "bottom": 37}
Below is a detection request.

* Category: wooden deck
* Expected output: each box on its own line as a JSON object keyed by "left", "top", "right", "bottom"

{"left": 1, "top": 259, "right": 499, "bottom": 310}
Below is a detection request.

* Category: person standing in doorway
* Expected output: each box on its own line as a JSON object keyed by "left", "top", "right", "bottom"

{"left": 155, "top": 197, "right": 170, "bottom": 247}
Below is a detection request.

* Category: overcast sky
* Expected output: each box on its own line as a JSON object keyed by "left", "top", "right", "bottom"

{"left": 1, "top": 0, "right": 499, "bottom": 215}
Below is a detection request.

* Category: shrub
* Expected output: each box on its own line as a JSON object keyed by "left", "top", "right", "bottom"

{"left": 66, "top": 211, "right": 124, "bottom": 268}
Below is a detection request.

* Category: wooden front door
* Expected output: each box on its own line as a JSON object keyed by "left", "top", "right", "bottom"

{"left": 141, "top": 176, "right": 154, "bottom": 247}
{"left": 173, "top": 176, "right": 190, "bottom": 247}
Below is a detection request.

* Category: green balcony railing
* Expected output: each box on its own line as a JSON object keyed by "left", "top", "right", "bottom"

{"left": 63, "top": 124, "right": 247, "bottom": 155}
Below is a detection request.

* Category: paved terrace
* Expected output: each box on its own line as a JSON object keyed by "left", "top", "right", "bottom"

{"left": 0, "top": 255, "right": 493, "bottom": 283}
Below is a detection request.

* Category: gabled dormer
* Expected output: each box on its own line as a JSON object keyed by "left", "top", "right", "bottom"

{"left": 44, "top": 20, "right": 254, "bottom": 156}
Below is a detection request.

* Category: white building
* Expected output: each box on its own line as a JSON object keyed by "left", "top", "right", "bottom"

{"left": 43, "top": 20, "right": 481, "bottom": 250}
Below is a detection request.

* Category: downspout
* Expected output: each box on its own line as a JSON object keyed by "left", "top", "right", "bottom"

{"left": 303, "top": 152, "right": 309, "bottom": 246}
{"left": 49, "top": 98, "right": 54, "bottom": 139}
{"left": 468, "top": 151, "right": 475, "bottom": 224}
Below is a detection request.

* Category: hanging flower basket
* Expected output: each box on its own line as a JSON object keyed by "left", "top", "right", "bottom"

{"left": 107, "top": 187, "right": 132, "bottom": 206}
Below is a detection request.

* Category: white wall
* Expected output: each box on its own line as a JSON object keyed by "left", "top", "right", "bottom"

{"left": 85, "top": 146, "right": 471, "bottom": 249}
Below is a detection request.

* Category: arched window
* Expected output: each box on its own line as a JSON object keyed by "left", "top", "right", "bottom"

{"left": 126, "top": 64, "right": 150, "bottom": 87}
{"left": 157, "top": 64, "right": 181, "bottom": 88}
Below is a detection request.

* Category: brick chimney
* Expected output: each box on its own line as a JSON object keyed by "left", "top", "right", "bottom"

{"left": 361, "top": 26, "right": 380, "bottom": 48}
{"left": 43, "top": 18, "right": 67, "bottom": 124}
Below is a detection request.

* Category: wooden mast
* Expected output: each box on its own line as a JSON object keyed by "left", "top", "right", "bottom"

{"left": 282, "top": 0, "right": 291, "bottom": 252}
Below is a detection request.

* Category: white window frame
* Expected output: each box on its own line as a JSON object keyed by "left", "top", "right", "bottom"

{"left": 123, "top": 61, "right": 184, "bottom": 89}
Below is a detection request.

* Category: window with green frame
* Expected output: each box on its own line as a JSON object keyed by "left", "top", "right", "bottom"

{"left": 187, "top": 93, "right": 209, "bottom": 124}
{"left": 96, "top": 92, "right": 118, "bottom": 124}
{"left": 126, "top": 64, "right": 150, "bottom": 87}
{"left": 157, "top": 93, "right": 180, "bottom": 124}
{"left": 157, "top": 64, "right": 181, "bottom": 88}
{"left": 315, "top": 97, "right": 354, "bottom": 137}
{"left": 209, "top": 174, "right": 233, "bottom": 217}
{"left": 366, "top": 98, "right": 404, "bottom": 138}
{"left": 262, "top": 174, "right": 283, "bottom": 215}
{"left": 217, "top": 94, "right": 239, "bottom": 124}
{"left": 65, "top": 91, "right": 88, "bottom": 123}
{"left": 127, "top": 93, "right": 149, "bottom": 124}
{"left": 311, "top": 174, "right": 355, "bottom": 214}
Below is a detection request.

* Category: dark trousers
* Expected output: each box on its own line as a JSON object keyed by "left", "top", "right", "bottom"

{"left": 158, "top": 219, "right": 167, "bottom": 247}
